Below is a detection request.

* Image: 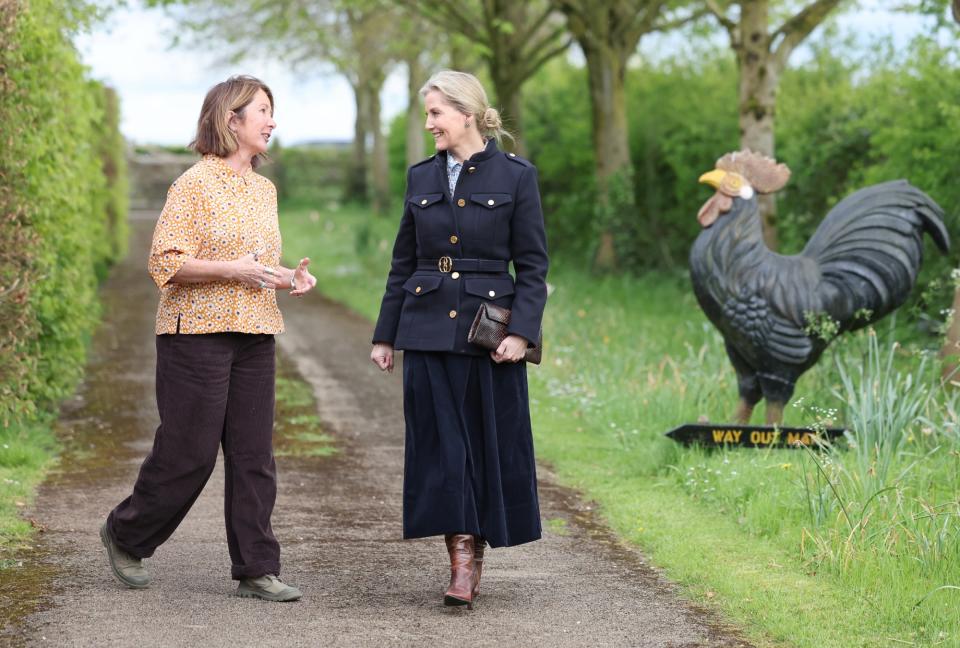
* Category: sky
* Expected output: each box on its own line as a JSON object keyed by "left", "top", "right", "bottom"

{"left": 75, "top": 1, "right": 940, "bottom": 147}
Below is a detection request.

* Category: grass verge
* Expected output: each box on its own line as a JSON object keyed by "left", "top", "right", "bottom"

{"left": 280, "top": 199, "right": 960, "bottom": 647}
{"left": 274, "top": 354, "right": 337, "bottom": 459}
{"left": 0, "top": 416, "right": 58, "bottom": 554}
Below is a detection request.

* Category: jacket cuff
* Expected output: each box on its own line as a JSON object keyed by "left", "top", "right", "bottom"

{"left": 506, "top": 323, "right": 540, "bottom": 349}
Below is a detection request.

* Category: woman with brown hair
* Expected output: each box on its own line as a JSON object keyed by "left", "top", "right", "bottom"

{"left": 99, "top": 75, "right": 316, "bottom": 602}
{"left": 371, "top": 70, "right": 549, "bottom": 609}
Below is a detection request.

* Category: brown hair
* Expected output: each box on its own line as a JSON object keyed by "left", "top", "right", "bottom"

{"left": 190, "top": 75, "right": 274, "bottom": 168}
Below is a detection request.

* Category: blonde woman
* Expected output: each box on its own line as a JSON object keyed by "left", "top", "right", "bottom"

{"left": 371, "top": 70, "right": 549, "bottom": 609}
{"left": 100, "top": 75, "right": 316, "bottom": 602}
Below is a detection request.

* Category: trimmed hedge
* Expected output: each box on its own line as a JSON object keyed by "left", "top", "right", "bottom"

{"left": 0, "top": 0, "right": 128, "bottom": 425}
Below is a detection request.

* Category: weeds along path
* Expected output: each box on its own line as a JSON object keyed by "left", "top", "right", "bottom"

{"left": 7, "top": 216, "right": 751, "bottom": 647}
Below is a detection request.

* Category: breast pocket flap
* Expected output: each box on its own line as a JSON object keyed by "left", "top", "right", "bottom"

{"left": 403, "top": 275, "right": 443, "bottom": 296}
{"left": 469, "top": 193, "right": 513, "bottom": 209}
{"left": 409, "top": 193, "right": 444, "bottom": 209}
{"left": 463, "top": 277, "right": 515, "bottom": 299}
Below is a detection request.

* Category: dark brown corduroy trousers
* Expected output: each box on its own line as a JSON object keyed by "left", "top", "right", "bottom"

{"left": 106, "top": 332, "right": 281, "bottom": 580}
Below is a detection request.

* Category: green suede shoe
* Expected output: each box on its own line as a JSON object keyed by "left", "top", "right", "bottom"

{"left": 235, "top": 574, "right": 302, "bottom": 602}
{"left": 100, "top": 522, "right": 150, "bottom": 589}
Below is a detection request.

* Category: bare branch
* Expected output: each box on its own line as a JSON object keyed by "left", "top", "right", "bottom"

{"left": 519, "top": 35, "right": 573, "bottom": 83}
{"left": 650, "top": 6, "right": 711, "bottom": 33}
{"left": 395, "top": 0, "right": 480, "bottom": 40}
{"left": 771, "top": 0, "right": 844, "bottom": 71}
{"left": 703, "top": 0, "right": 737, "bottom": 38}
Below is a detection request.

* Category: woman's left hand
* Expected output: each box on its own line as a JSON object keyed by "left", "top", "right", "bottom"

{"left": 290, "top": 257, "right": 317, "bottom": 297}
{"left": 492, "top": 334, "right": 528, "bottom": 363}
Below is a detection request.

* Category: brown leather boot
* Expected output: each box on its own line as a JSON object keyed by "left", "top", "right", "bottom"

{"left": 443, "top": 534, "right": 476, "bottom": 609}
{"left": 472, "top": 537, "right": 486, "bottom": 598}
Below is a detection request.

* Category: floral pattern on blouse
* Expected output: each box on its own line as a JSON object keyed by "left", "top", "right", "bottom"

{"left": 148, "top": 155, "right": 284, "bottom": 335}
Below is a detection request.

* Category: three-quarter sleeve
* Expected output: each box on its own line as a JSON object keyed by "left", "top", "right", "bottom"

{"left": 148, "top": 178, "right": 203, "bottom": 289}
{"left": 507, "top": 165, "right": 549, "bottom": 346}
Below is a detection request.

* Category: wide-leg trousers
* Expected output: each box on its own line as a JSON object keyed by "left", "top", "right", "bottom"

{"left": 401, "top": 351, "right": 542, "bottom": 548}
{"left": 106, "top": 332, "right": 281, "bottom": 580}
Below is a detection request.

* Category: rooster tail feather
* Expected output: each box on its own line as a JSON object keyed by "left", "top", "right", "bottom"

{"left": 802, "top": 180, "right": 949, "bottom": 327}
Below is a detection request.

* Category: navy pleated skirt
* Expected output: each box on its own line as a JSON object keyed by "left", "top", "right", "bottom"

{"left": 401, "top": 351, "right": 542, "bottom": 548}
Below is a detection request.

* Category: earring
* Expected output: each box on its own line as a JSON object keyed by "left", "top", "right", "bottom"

{"left": 464, "top": 121, "right": 470, "bottom": 128}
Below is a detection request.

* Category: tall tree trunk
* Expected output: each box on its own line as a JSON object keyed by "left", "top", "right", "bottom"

{"left": 405, "top": 55, "right": 425, "bottom": 168}
{"left": 737, "top": 0, "right": 779, "bottom": 249}
{"left": 583, "top": 43, "right": 632, "bottom": 271}
{"left": 346, "top": 82, "right": 369, "bottom": 204}
{"left": 366, "top": 79, "right": 390, "bottom": 215}
{"left": 490, "top": 72, "right": 526, "bottom": 156}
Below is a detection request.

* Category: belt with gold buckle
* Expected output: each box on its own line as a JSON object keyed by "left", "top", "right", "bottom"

{"left": 417, "top": 258, "right": 510, "bottom": 273}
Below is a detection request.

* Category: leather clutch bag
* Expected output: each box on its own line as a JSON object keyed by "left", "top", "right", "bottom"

{"left": 467, "top": 302, "right": 542, "bottom": 365}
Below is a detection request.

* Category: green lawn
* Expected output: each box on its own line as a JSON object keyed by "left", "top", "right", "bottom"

{"left": 281, "top": 199, "right": 960, "bottom": 648}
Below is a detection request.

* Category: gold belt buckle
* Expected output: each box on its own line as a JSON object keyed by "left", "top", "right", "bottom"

{"left": 438, "top": 256, "right": 453, "bottom": 273}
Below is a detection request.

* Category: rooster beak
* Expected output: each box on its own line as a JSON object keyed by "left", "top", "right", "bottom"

{"left": 699, "top": 169, "right": 726, "bottom": 189}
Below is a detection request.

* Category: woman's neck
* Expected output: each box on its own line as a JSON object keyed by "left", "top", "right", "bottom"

{"left": 448, "top": 134, "right": 487, "bottom": 163}
{"left": 223, "top": 148, "right": 255, "bottom": 175}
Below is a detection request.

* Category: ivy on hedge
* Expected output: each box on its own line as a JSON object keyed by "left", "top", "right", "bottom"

{"left": 0, "top": 0, "right": 128, "bottom": 424}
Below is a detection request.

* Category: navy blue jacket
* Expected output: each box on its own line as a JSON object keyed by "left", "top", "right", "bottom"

{"left": 373, "top": 139, "right": 549, "bottom": 355}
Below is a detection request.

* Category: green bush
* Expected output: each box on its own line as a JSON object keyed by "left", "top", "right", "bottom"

{"left": 0, "top": 0, "right": 127, "bottom": 424}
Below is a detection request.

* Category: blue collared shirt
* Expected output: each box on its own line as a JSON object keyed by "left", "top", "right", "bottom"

{"left": 446, "top": 153, "right": 462, "bottom": 196}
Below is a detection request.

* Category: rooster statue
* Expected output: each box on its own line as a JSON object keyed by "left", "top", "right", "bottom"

{"left": 691, "top": 151, "right": 950, "bottom": 424}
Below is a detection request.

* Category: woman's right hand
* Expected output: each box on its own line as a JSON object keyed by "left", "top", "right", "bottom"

{"left": 231, "top": 253, "right": 280, "bottom": 289}
{"left": 370, "top": 343, "right": 394, "bottom": 373}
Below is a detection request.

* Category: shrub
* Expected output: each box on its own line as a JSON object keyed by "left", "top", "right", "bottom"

{"left": 0, "top": 0, "right": 127, "bottom": 423}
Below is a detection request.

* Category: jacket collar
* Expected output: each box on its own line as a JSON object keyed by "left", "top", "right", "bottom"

{"left": 434, "top": 138, "right": 499, "bottom": 169}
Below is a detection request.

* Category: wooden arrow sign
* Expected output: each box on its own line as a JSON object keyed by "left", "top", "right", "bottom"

{"left": 666, "top": 423, "right": 847, "bottom": 449}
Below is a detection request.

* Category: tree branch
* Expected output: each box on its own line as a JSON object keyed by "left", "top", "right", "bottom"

{"left": 395, "top": 0, "right": 480, "bottom": 41}
{"left": 771, "top": 0, "right": 844, "bottom": 71}
{"left": 519, "top": 35, "right": 573, "bottom": 83}
{"left": 703, "top": 0, "right": 737, "bottom": 38}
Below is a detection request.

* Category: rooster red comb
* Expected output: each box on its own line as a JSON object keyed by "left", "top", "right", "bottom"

{"left": 716, "top": 150, "right": 791, "bottom": 194}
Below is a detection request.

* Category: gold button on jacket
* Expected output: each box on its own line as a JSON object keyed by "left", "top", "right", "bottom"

{"left": 451, "top": 272, "right": 460, "bottom": 279}
{"left": 457, "top": 198, "right": 466, "bottom": 207}
{"left": 448, "top": 310, "right": 457, "bottom": 319}
{"left": 450, "top": 235, "right": 459, "bottom": 244}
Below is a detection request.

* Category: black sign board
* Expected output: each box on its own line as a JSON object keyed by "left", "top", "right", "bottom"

{"left": 666, "top": 423, "right": 847, "bottom": 449}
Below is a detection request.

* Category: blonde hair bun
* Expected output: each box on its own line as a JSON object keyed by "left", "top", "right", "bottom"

{"left": 482, "top": 107, "right": 502, "bottom": 132}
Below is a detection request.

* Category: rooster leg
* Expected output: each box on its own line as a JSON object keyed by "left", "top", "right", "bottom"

{"left": 758, "top": 374, "right": 796, "bottom": 426}
{"left": 725, "top": 343, "right": 762, "bottom": 424}
{"left": 733, "top": 399, "right": 756, "bottom": 425}
{"left": 765, "top": 401, "right": 786, "bottom": 425}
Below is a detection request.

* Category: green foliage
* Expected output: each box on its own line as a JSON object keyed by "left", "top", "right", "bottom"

{"left": 263, "top": 142, "right": 351, "bottom": 207}
{"left": 0, "top": 0, "right": 127, "bottom": 423}
{"left": 627, "top": 55, "right": 740, "bottom": 269}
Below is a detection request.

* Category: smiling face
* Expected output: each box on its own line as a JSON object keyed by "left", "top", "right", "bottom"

{"left": 424, "top": 90, "right": 470, "bottom": 155}
{"left": 232, "top": 88, "right": 276, "bottom": 156}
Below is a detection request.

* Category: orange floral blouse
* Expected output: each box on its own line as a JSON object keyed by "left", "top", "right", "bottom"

{"left": 148, "top": 155, "right": 284, "bottom": 335}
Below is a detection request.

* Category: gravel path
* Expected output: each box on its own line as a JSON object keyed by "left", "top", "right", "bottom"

{"left": 4, "top": 215, "right": 752, "bottom": 647}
